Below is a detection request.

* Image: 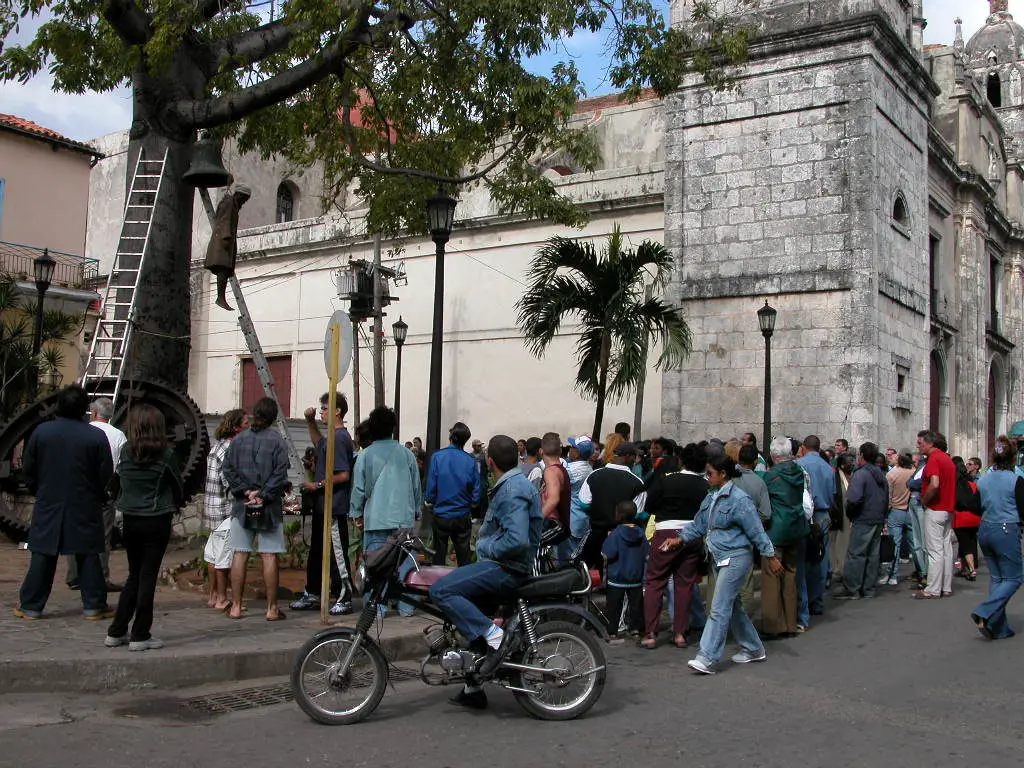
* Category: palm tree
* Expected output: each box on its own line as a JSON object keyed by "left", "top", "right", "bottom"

{"left": 515, "top": 226, "right": 692, "bottom": 440}
{"left": 0, "top": 271, "right": 79, "bottom": 419}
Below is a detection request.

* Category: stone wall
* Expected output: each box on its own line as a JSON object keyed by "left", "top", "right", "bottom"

{"left": 663, "top": 1, "right": 936, "bottom": 446}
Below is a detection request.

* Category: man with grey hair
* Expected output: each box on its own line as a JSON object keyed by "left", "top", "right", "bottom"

{"left": 66, "top": 397, "right": 127, "bottom": 591}
{"left": 797, "top": 434, "right": 835, "bottom": 625}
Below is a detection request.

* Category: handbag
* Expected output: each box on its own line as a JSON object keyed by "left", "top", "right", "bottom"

{"left": 243, "top": 501, "right": 274, "bottom": 532}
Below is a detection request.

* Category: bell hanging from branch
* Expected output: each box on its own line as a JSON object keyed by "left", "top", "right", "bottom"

{"left": 182, "top": 134, "right": 232, "bottom": 188}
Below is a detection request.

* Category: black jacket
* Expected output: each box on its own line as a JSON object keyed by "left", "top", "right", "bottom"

{"left": 24, "top": 418, "right": 113, "bottom": 555}
{"left": 845, "top": 463, "right": 888, "bottom": 525}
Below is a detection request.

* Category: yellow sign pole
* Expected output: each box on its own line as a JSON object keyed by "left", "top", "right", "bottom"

{"left": 320, "top": 324, "right": 341, "bottom": 625}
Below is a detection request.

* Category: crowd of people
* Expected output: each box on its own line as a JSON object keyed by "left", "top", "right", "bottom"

{"left": 12, "top": 383, "right": 1024, "bottom": 669}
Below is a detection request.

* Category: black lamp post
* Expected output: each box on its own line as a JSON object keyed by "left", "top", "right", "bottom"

{"left": 424, "top": 188, "right": 457, "bottom": 456}
{"left": 757, "top": 300, "right": 778, "bottom": 455}
{"left": 32, "top": 249, "right": 56, "bottom": 396}
{"left": 392, "top": 316, "right": 408, "bottom": 441}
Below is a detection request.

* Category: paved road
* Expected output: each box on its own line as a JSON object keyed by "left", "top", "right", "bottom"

{"left": 1, "top": 575, "right": 1021, "bottom": 768}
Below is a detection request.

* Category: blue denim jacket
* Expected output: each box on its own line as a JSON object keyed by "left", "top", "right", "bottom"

{"left": 425, "top": 445, "right": 482, "bottom": 519}
{"left": 682, "top": 481, "right": 776, "bottom": 563}
{"left": 477, "top": 467, "right": 543, "bottom": 574}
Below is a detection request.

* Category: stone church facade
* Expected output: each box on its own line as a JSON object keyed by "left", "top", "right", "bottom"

{"left": 663, "top": 0, "right": 1024, "bottom": 458}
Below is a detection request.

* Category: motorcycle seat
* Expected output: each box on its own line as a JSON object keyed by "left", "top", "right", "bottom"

{"left": 514, "top": 567, "right": 586, "bottom": 599}
{"left": 403, "top": 565, "right": 454, "bottom": 589}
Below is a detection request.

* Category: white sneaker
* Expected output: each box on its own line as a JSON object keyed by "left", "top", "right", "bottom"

{"left": 887, "top": 577, "right": 899, "bottom": 586}
{"left": 731, "top": 649, "right": 767, "bottom": 664}
{"left": 687, "top": 657, "right": 716, "bottom": 675}
{"left": 877, "top": 576, "right": 890, "bottom": 585}
{"left": 104, "top": 635, "right": 127, "bottom": 648}
{"left": 128, "top": 637, "right": 164, "bottom": 652}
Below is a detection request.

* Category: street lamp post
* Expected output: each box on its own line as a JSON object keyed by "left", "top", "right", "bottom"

{"left": 392, "top": 316, "right": 408, "bottom": 441}
{"left": 424, "top": 189, "right": 457, "bottom": 456}
{"left": 757, "top": 300, "right": 778, "bottom": 456}
{"left": 32, "top": 249, "right": 56, "bottom": 397}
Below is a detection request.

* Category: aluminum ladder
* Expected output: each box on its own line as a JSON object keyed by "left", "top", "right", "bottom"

{"left": 81, "top": 149, "right": 168, "bottom": 405}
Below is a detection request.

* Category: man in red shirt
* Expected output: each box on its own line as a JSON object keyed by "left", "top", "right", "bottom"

{"left": 915, "top": 430, "right": 956, "bottom": 599}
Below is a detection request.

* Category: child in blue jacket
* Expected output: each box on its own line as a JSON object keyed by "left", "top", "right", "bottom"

{"left": 602, "top": 500, "right": 650, "bottom": 643}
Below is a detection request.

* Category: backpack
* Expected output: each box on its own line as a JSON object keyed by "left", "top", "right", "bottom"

{"left": 764, "top": 466, "right": 811, "bottom": 546}
{"left": 954, "top": 474, "right": 980, "bottom": 515}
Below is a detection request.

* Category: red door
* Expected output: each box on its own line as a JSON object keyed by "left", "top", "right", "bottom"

{"left": 241, "top": 356, "right": 292, "bottom": 417}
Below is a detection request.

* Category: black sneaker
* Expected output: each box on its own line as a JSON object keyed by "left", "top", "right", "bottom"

{"left": 449, "top": 689, "right": 488, "bottom": 710}
{"left": 478, "top": 631, "right": 515, "bottom": 678}
{"left": 833, "top": 591, "right": 861, "bottom": 601}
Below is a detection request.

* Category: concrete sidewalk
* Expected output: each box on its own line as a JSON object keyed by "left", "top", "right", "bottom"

{"left": 0, "top": 540, "right": 429, "bottom": 693}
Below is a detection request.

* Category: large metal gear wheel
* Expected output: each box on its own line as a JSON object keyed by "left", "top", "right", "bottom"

{"left": 0, "top": 379, "right": 209, "bottom": 542}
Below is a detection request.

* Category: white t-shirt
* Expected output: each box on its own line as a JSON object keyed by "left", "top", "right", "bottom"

{"left": 91, "top": 419, "right": 127, "bottom": 466}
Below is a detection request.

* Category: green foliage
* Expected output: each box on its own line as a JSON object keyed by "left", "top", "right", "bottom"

{"left": 0, "top": 271, "right": 81, "bottom": 419}
{"left": 283, "top": 518, "right": 309, "bottom": 569}
{"left": 515, "top": 226, "right": 692, "bottom": 438}
{"left": 1, "top": 0, "right": 752, "bottom": 235}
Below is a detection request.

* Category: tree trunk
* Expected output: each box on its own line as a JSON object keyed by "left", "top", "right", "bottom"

{"left": 122, "top": 55, "right": 206, "bottom": 393}
{"left": 591, "top": 332, "right": 612, "bottom": 442}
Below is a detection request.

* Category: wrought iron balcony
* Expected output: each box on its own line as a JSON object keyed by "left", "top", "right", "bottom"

{"left": 0, "top": 240, "right": 99, "bottom": 289}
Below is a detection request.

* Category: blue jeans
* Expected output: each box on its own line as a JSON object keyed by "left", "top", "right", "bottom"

{"left": 907, "top": 496, "right": 928, "bottom": 577}
{"left": 796, "top": 536, "right": 809, "bottom": 627}
{"left": 806, "top": 513, "right": 830, "bottom": 613}
{"left": 975, "top": 522, "right": 1023, "bottom": 639}
{"left": 364, "top": 529, "right": 415, "bottom": 617}
{"left": 430, "top": 560, "right": 525, "bottom": 642}
{"left": 885, "top": 509, "right": 911, "bottom": 581}
{"left": 696, "top": 550, "right": 763, "bottom": 666}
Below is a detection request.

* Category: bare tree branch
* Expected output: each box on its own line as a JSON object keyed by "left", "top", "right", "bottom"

{"left": 102, "top": 0, "right": 154, "bottom": 46}
{"left": 166, "top": 7, "right": 374, "bottom": 131}
{"left": 212, "top": 18, "right": 304, "bottom": 71}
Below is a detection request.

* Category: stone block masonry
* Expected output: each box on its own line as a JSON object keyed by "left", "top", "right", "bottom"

{"left": 663, "top": 2, "right": 935, "bottom": 446}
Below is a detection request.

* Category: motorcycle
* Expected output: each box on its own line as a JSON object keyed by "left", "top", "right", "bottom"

{"left": 291, "top": 529, "right": 607, "bottom": 725}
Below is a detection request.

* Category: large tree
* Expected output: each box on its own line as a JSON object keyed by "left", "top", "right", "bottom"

{"left": 1, "top": 0, "right": 748, "bottom": 391}
{"left": 515, "top": 226, "right": 692, "bottom": 440}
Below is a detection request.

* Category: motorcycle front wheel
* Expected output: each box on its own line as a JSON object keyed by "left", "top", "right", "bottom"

{"left": 511, "top": 621, "right": 606, "bottom": 721}
{"left": 291, "top": 628, "right": 388, "bottom": 725}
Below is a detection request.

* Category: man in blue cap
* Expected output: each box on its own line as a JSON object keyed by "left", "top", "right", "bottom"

{"left": 565, "top": 435, "right": 595, "bottom": 558}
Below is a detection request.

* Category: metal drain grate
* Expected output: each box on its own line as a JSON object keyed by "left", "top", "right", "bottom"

{"left": 187, "top": 682, "right": 294, "bottom": 714}
{"left": 185, "top": 669, "right": 421, "bottom": 715}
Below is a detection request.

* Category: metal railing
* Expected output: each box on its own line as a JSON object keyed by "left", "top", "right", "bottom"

{"left": 0, "top": 240, "right": 100, "bottom": 288}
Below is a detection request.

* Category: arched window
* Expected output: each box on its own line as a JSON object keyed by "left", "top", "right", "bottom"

{"left": 276, "top": 181, "right": 297, "bottom": 223}
{"left": 892, "top": 193, "right": 908, "bottom": 226}
{"left": 988, "top": 72, "right": 1002, "bottom": 107}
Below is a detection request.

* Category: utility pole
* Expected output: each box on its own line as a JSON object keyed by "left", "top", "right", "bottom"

{"left": 372, "top": 233, "right": 384, "bottom": 407}
{"left": 351, "top": 316, "right": 361, "bottom": 425}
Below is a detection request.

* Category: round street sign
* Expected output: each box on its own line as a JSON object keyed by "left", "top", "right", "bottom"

{"left": 323, "top": 310, "right": 353, "bottom": 381}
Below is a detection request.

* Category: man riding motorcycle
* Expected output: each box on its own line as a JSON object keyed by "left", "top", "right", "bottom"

{"left": 429, "top": 434, "right": 544, "bottom": 709}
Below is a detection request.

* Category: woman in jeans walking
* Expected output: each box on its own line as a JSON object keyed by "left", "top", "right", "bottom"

{"left": 105, "top": 404, "right": 185, "bottom": 651}
{"left": 664, "top": 454, "right": 783, "bottom": 675}
{"left": 971, "top": 436, "right": 1024, "bottom": 640}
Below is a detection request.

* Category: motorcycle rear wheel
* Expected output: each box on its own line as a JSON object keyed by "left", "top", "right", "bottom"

{"left": 292, "top": 628, "right": 388, "bottom": 725}
{"left": 511, "top": 621, "right": 606, "bottom": 721}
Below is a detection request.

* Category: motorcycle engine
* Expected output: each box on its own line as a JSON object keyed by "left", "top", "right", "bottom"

{"left": 420, "top": 624, "right": 478, "bottom": 684}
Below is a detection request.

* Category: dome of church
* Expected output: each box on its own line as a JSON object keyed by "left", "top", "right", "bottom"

{"left": 965, "top": 10, "right": 1024, "bottom": 68}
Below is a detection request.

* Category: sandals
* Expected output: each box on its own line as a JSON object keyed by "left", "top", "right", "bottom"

{"left": 673, "top": 634, "right": 688, "bottom": 649}
{"left": 640, "top": 636, "right": 658, "bottom": 650}
{"left": 266, "top": 609, "right": 287, "bottom": 622}
{"left": 911, "top": 591, "right": 940, "bottom": 600}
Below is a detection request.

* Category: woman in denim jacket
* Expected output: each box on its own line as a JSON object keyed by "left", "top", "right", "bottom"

{"left": 972, "top": 435, "right": 1024, "bottom": 640}
{"left": 665, "top": 453, "right": 782, "bottom": 674}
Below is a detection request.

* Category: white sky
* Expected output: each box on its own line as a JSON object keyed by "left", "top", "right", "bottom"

{"left": 0, "top": 0, "right": 1012, "bottom": 143}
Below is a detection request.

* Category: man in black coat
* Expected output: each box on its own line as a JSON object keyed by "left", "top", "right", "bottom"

{"left": 15, "top": 385, "right": 114, "bottom": 619}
